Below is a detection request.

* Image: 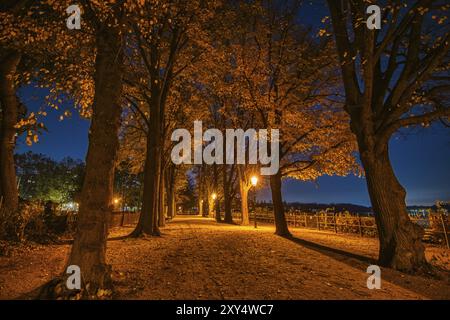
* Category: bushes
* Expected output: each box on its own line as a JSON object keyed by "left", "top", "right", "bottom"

{"left": 0, "top": 240, "right": 12, "bottom": 256}
{"left": 0, "top": 201, "right": 69, "bottom": 243}
{"left": 0, "top": 201, "right": 44, "bottom": 242}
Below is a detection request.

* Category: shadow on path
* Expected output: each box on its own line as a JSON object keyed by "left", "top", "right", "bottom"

{"left": 282, "top": 234, "right": 450, "bottom": 300}
{"left": 283, "top": 235, "right": 377, "bottom": 266}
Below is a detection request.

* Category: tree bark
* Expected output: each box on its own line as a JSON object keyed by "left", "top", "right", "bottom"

{"left": 158, "top": 166, "right": 165, "bottom": 227}
{"left": 68, "top": 28, "right": 124, "bottom": 295}
{"left": 133, "top": 133, "right": 161, "bottom": 236}
{"left": 198, "top": 198, "right": 203, "bottom": 216}
{"left": 223, "top": 165, "right": 233, "bottom": 223}
{"left": 361, "top": 145, "right": 427, "bottom": 271}
{"left": 325, "top": 0, "right": 429, "bottom": 272}
{"left": 166, "top": 167, "right": 175, "bottom": 219}
{"left": 197, "top": 176, "right": 203, "bottom": 217}
{"left": 132, "top": 46, "right": 163, "bottom": 236}
{"left": 213, "top": 163, "right": 221, "bottom": 222}
{"left": 168, "top": 193, "right": 174, "bottom": 218}
{"left": 170, "top": 190, "right": 176, "bottom": 218}
{"left": 0, "top": 50, "right": 21, "bottom": 215}
{"left": 207, "top": 190, "right": 214, "bottom": 218}
{"left": 269, "top": 171, "right": 291, "bottom": 236}
{"left": 132, "top": 38, "right": 170, "bottom": 236}
{"left": 239, "top": 179, "right": 250, "bottom": 225}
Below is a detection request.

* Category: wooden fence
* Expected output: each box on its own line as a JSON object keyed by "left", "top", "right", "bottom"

{"left": 232, "top": 209, "right": 450, "bottom": 248}
{"left": 66, "top": 209, "right": 449, "bottom": 248}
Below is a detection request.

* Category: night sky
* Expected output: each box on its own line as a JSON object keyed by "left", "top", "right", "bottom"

{"left": 14, "top": 1, "right": 449, "bottom": 207}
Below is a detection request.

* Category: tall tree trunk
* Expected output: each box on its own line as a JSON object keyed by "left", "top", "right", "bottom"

{"left": 0, "top": 50, "right": 21, "bottom": 215}
{"left": 361, "top": 145, "right": 427, "bottom": 271}
{"left": 239, "top": 179, "right": 250, "bottom": 225}
{"left": 223, "top": 165, "right": 233, "bottom": 223}
{"left": 132, "top": 62, "right": 162, "bottom": 236}
{"left": 208, "top": 198, "right": 214, "bottom": 218}
{"left": 171, "top": 189, "right": 176, "bottom": 218}
{"left": 197, "top": 167, "right": 204, "bottom": 216}
{"left": 198, "top": 198, "right": 203, "bottom": 216}
{"left": 167, "top": 190, "right": 174, "bottom": 218}
{"left": 269, "top": 171, "right": 290, "bottom": 236}
{"left": 158, "top": 166, "right": 165, "bottom": 227}
{"left": 68, "top": 28, "right": 124, "bottom": 294}
{"left": 239, "top": 180, "right": 250, "bottom": 226}
{"left": 213, "top": 163, "right": 221, "bottom": 222}
{"left": 207, "top": 189, "right": 214, "bottom": 218}
{"left": 197, "top": 173, "right": 203, "bottom": 217}
{"left": 166, "top": 167, "right": 175, "bottom": 219}
{"left": 132, "top": 35, "right": 172, "bottom": 236}
{"left": 133, "top": 133, "right": 161, "bottom": 236}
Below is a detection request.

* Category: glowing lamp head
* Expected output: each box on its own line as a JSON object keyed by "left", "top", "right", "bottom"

{"left": 113, "top": 198, "right": 120, "bottom": 205}
{"left": 212, "top": 193, "right": 217, "bottom": 200}
{"left": 250, "top": 176, "right": 258, "bottom": 187}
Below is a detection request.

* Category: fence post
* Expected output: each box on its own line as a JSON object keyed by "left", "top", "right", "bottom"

{"left": 358, "top": 213, "right": 363, "bottom": 237}
{"left": 317, "top": 213, "right": 320, "bottom": 230}
{"left": 333, "top": 213, "right": 338, "bottom": 234}
{"left": 440, "top": 213, "right": 449, "bottom": 249}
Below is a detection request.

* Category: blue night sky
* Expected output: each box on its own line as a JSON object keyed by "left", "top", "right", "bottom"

{"left": 16, "top": 87, "right": 449, "bottom": 207}
{"left": 15, "top": 1, "right": 449, "bottom": 207}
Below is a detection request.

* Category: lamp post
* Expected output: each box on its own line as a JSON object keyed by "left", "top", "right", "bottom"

{"left": 250, "top": 176, "right": 258, "bottom": 228}
{"left": 200, "top": 199, "right": 204, "bottom": 216}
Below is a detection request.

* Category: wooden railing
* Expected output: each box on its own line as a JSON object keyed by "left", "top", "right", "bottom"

{"left": 66, "top": 209, "right": 449, "bottom": 248}
{"left": 232, "top": 209, "right": 450, "bottom": 248}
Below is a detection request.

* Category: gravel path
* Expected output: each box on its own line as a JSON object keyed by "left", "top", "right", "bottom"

{"left": 1, "top": 215, "right": 449, "bottom": 299}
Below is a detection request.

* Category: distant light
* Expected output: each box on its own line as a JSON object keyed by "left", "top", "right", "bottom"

{"left": 62, "top": 202, "right": 78, "bottom": 211}
{"left": 212, "top": 193, "right": 217, "bottom": 200}
{"left": 113, "top": 198, "right": 120, "bottom": 204}
{"left": 250, "top": 176, "right": 258, "bottom": 187}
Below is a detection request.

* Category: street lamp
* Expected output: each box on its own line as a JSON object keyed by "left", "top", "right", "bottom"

{"left": 211, "top": 193, "right": 217, "bottom": 200}
{"left": 113, "top": 197, "right": 121, "bottom": 211}
{"left": 250, "top": 176, "right": 258, "bottom": 228}
{"left": 250, "top": 176, "right": 258, "bottom": 187}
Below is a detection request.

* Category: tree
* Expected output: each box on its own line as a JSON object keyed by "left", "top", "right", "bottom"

{"left": 326, "top": 0, "right": 449, "bottom": 271}
{"left": 0, "top": 0, "right": 44, "bottom": 215}
{"left": 15, "top": 152, "right": 84, "bottom": 203}
{"left": 237, "top": 164, "right": 259, "bottom": 225}
{"left": 65, "top": 0, "right": 128, "bottom": 297}
{"left": 1, "top": 0, "right": 128, "bottom": 296}
{"left": 122, "top": 0, "right": 219, "bottom": 235}
{"left": 0, "top": 50, "right": 21, "bottom": 214}
{"left": 114, "top": 161, "right": 143, "bottom": 211}
{"left": 217, "top": 1, "right": 358, "bottom": 236}
{"left": 0, "top": 0, "right": 91, "bottom": 217}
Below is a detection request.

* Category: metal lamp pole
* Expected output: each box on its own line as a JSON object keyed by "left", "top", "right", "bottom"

{"left": 254, "top": 190, "right": 257, "bottom": 228}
